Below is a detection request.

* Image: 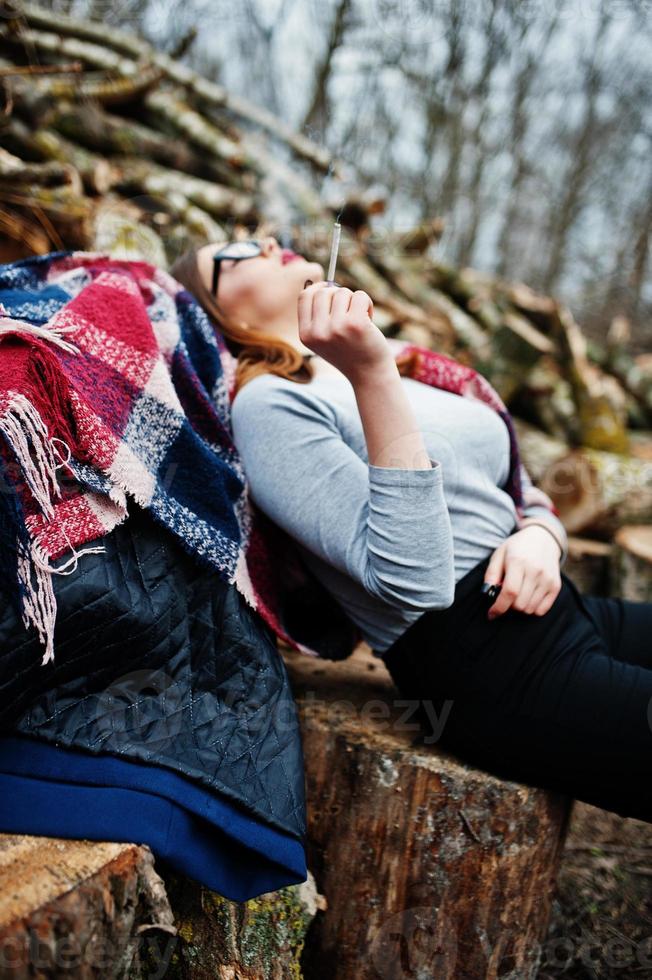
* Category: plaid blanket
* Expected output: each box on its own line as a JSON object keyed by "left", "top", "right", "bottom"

{"left": 0, "top": 251, "right": 558, "bottom": 667}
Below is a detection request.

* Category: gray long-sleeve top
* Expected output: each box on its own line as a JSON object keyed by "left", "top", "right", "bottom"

{"left": 230, "top": 370, "right": 568, "bottom": 656}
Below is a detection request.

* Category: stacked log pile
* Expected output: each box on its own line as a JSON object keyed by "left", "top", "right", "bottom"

{"left": 1, "top": 2, "right": 651, "bottom": 590}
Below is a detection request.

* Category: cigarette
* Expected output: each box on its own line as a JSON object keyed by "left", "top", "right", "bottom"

{"left": 326, "top": 221, "right": 341, "bottom": 283}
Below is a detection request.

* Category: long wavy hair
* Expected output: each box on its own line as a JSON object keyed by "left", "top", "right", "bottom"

{"left": 169, "top": 245, "right": 419, "bottom": 399}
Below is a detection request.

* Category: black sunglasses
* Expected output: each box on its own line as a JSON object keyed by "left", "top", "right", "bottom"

{"left": 211, "top": 240, "right": 263, "bottom": 298}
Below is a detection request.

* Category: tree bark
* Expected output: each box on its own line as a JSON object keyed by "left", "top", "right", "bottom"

{"left": 110, "top": 156, "right": 254, "bottom": 220}
{"left": 0, "top": 836, "right": 175, "bottom": 979}
{"left": 3, "top": 116, "right": 114, "bottom": 193}
{"left": 284, "top": 644, "right": 572, "bottom": 980}
{"left": 563, "top": 536, "right": 612, "bottom": 596}
{"left": 18, "top": 0, "right": 334, "bottom": 172}
{"left": 610, "top": 525, "right": 652, "bottom": 601}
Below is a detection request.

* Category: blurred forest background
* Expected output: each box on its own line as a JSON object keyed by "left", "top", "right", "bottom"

{"left": 38, "top": 0, "right": 652, "bottom": 350}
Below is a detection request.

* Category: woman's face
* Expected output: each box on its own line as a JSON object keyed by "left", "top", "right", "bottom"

{"left": 197, "top": 237, "right": 324, "bottom": 330}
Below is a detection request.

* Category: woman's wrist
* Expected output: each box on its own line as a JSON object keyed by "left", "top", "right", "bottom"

{"left": 347, "top": 354, "right": 399, "bottom": 391}
{"left": 517, "top": 518, "right": 564, "bottom": 560}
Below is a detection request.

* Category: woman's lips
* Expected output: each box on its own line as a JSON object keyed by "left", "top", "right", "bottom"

{"left": 281, "top": 249, "right": 302, "bottom": 265}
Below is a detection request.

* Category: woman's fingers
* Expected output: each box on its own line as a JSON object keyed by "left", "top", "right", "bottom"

{"left": 488, "top": 564, "right": 556, "bottom": 619}
{"left": 297, "top": 282, "right": 333, "bottom": 328}
{"left": 483, "top": 545, "right": 506, "bottom": 619}
{"left": 482, "top": 529, "right": 563, "bottom": 622}
{"left": 483, "top": 545, "right": 505, "bottom": 594}
{"left": 349, "top": 289, "right": 374, "bottom": 320}
{"left": 298, "top": 281, "right": 329, "bottom": 328}
{"left": 310, "top": 283, "right": 341, "bottom": 325}
{"left": 488, "top": 560, "right": 525, "bottom": 619}
{"left": 298, "top": 283, "right": 368, "bottom": 331}
{"left": 533, "top": 587, "right": 558, "bottom": 617}
{"left": 311, "top": 285, "right": 336, "bottom": 324}
{"left": 516, "top": 574, "right": 543, "bottom": 614}
{"left": 329, "top": 287, "right": 354, "bottom": 319}
{"left": 296, "top": 281, "right": 385, "bottom": 377}
{"left": 523, "top": 582, "right": 551, "bottom": 615}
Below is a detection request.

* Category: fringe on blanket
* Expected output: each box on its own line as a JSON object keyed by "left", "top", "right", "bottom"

{"left": 1, "top": 393, "right": 61, "bottom": 517}
{"left": 0, "top": 318, "right": 105, "bottom": 666}
{"left": 0, "top": 393, "right": 106, "bottom": 666}
{"left": 0, "top": 316, "right": 81, "bottom": 354}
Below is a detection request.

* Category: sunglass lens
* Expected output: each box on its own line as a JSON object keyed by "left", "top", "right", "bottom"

{"left": 221, "top": 241, "right": 261, "bottom": 259}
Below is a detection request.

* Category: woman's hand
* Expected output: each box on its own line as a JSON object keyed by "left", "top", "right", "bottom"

{"left": 297, "top": 281, "right": 394, "bottom": 384}
{"left": 483, "top": 525, "right": 562, "bottom": 620}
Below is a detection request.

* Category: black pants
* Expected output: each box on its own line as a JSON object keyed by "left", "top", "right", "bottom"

{"left": 381, "top": 553, "right": 652, "bottom": 823}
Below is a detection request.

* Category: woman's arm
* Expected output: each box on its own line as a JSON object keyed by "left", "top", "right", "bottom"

{"left": 351, "top": 358, "right": 433, "bottom": 469}
{"left": 231, "top": 379, "right": 455, "bottom": 612}
{"left": 299, "top": 282, "right": 434, "bottom": 472}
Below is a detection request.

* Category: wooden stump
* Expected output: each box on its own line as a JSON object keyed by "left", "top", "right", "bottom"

{"left": 0, "top": 833, "right": 322, "bottom": 979}
{"left": 0, "top": 836, "right": 175, "bottom": 979}
{"left": 283, "top": 644, "right": 572, "bottom": 980}
{"left": 159, "top": 869, "right": 323, "bottom": 980}
{"left": 563, "top": 536, "right": 612, "bottom": 596}
{"left": 610, "top": 525, "right": 652, "bottom": 601}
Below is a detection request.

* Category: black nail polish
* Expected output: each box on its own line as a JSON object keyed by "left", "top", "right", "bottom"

{"left": 481, "top": 583, "right": 502, "bottom": 602}
{"left": 303, "top": 279, "right": 313, "bottom": 288}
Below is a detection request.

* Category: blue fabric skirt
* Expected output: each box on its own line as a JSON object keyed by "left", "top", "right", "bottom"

{"left": 0, "top": 734, "right": 307, "bottom": 902}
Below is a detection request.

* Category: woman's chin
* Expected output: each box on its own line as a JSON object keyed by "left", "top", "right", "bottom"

{"left": 287, "top": 257, "right": 324, "bottom": 291}
{"left": 298, "top": 259, "right": 324, "bottom": 280}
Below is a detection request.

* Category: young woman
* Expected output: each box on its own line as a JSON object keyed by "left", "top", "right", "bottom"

{"left": 170, "top": 236, "right": 652, "bottom": 824}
